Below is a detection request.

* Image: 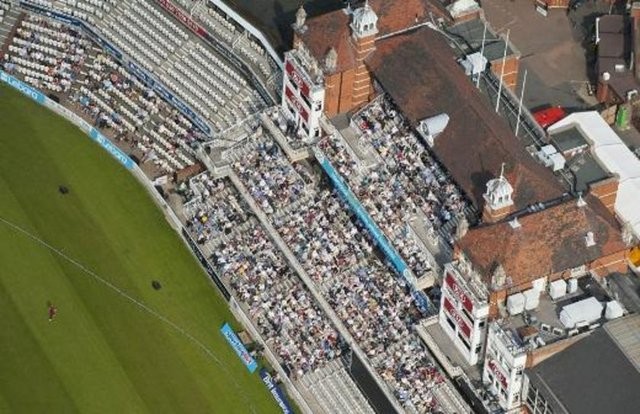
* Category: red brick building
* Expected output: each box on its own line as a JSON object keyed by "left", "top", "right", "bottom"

{"left": 289, "top": 0, "right": 449, "bottom": 118}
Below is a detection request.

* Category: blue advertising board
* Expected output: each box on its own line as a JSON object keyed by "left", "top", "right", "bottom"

{"left": 260, "top": 369, "right": 294, "bottom": 414}
{"left": 314, "top": 148, "right": 433, "bottom": 312}
{"left": 0, "top": 71, "right": 46, "bottom": 104}
{"left": 88, "top": 128, "right": 134, "bottom": 170}
{"left": 220, "top": 323, "right": 258, "bottom": 373}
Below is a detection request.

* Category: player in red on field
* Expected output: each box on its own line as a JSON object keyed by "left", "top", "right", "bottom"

{"left": 48, "top": 302, "right": 58, "bottom": 322}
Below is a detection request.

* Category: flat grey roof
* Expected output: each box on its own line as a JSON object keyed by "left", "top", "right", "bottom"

{"left": 567, "top": 152, "right": 610, "bottom": 192}
{"left": 550, "top": 126, "right": 588, "bottom": 152}
{"left": 527, "top": 321, "right": 640, "bottom": 414}
{"left": 448, "top": 18, "right": 516, "bottom": 62}
{"left": 604, "top": 314, "right": 640, "bottom": 372}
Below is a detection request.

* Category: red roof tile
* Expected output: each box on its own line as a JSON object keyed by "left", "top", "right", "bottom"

{"left": 366, "top": 27, "right": 566, "bottom": 210}
{"left": 457, "top": 195, "right": 626, "bottom": 290}
{"left": 298, "top": 0, "right": 449, "bottom": 73}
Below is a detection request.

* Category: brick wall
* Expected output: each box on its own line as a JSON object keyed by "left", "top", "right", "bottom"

{"left": 525, "top": 333, "right": 588, "bottom": 367}
{"left": 491, "top": 55, "right": 520, "bottom": 92}
{"left": 589, "top": 176, "right": 619, "bottom": 215}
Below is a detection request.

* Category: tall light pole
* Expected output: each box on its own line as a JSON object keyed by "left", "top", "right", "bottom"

{"left": 495, "top": 29, "right": 510, "bottom": 114}
{"left": 515, "top": 69, "right": 528, "bottom": 137}
{"left": 476, "top": 21, "right": 487, "bottom": 89}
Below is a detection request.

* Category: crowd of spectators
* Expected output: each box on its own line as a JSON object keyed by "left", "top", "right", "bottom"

{"left": 273, "top": 184, "right": 444, "bottom": 411}
{"left": 319, "top": 132, "right": 436, "bottom": 278}
{"left": 210, "top": 222, "right": 343, "bottom": 378}
{"left": 233, "top": 131, "right": 308, "bottom": 214}
{"left": 184, "top": 173, "right": 250, "bottom": 245}
{"left": 222, "top": 126, "right": 449, "bottom": 411}
{"left": 2, "top": 15, "right": 87, "bottom": 92}
{"left": 354, "top": 97, "right": 471, "bottom": 233}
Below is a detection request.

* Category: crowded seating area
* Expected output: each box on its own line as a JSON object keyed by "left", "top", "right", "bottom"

{"left": 209, "top": 220, "right": 343, "bottom": 378}
{"left": 3, "top": 15, "right": 88, "bottom": 92}
{"left": 339, "top": 95, "right": 474, "bottom": 242}
{"left": 183, "top": 173, "right": 250, "bottom": 247}
{"left": 231, "top": 131, "right": 309, "bottom": 214}
{"left": 218, "top": 128, "right": 448, "bottom": 411}
{"left": 273, "top": 185, "right": 445, "bottom": 411}
{"left": 179, "top": 170, "right": 344, "bottom": 379}
{"left": 318, "top": 133, "right": 436, "bottom": 279}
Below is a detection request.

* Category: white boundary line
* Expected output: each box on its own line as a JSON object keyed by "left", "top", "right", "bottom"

{"left": 0, "top": 215, "right": 259, "bottom": 413}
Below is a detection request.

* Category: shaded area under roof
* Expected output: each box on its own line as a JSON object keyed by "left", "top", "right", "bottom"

{"left": 366, "top": 27, "right": 565, "bottom": 211}
{"left": 527, "top": 315, "right": 640, "bottom": 414}
{"left": 222, "top": 0, "right": 344, "bottom": 54}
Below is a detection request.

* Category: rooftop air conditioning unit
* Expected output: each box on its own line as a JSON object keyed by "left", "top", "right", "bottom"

{"left": 585, "top": 231, "right": 596, "bottom": 247}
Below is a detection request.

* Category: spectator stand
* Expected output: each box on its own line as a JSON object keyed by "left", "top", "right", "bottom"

{"left": 153, "top": 0, "right": 280, "bottom": 105}
{"left": 217, "top": 128, "right": 460, "bottom": 412}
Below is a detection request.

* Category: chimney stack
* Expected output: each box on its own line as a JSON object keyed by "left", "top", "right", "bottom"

{"left": 596, "top": 72, "right": 611, "bottom": 103}
{"left": 633, "top": 3, "right": 640, "bottom": 81}
{"left": 632, "top": 2, "right": 640, "bottom": 28}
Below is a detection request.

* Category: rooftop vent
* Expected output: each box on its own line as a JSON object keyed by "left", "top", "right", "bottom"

{"left": 418, "top": 113, "right": 450, "bottom": 146}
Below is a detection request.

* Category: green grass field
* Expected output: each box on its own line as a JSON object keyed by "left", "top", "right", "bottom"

{"left": 0, "top": 83, "right": 279, "bottom": 413}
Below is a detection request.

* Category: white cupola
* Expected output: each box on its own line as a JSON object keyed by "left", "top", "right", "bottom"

{"left": 483, "top": 163, "right": 514, "bottom": 210}
{"left": 294, "top": 5, "right": 307, "bottom": 31}
{"left": 351, "top": 0, "right": 378, "bottom": 39}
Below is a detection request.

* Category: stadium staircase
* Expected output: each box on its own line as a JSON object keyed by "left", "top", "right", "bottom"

{"left": 299, "top": 360, "right": 375, "bottom": 414}
{"left": 0, "top": 3, "right": 20, "bottom": 47}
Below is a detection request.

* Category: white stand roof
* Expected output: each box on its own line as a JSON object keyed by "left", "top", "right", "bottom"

{"left": 548, "top": 112, "right": 640, "bottom": 239}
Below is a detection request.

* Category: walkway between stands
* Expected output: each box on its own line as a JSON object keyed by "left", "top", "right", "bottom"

{"left": 227, "top": 170, "right": 406, "bottom": 414}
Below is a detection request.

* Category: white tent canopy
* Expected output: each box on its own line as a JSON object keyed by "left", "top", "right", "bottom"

{"left": 559, "top": 296, "right": 603, "bottom": 328}
{"left": 548, "top": 111, "right": 640, "bottom": 239}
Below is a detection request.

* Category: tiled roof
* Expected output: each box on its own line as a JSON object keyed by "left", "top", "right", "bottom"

{"left": 298, "top": 0, "right": 449, "bottom": 73}
{"left": 366, "top": 27, "right": 565, "bottom": 210}
{"left": 297, "top": 9, "right": 356, "bottom": 73}
{"left": 457, "top": 195, "right": 626, "bottom": 290}
{"left": 368, "top": 0, "right": 449, "bottom": 36}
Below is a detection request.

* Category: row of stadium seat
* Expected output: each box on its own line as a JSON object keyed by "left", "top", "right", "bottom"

{"left": 219, "top": 124, "right": 449, "bottom": 412}
{"left": 2, "top": 13, "right": 202, "bottom": 174}
{"left": 92, "top": 0, "right": 265, "bottom": 134}
{"left": 0, "top": 0, "right": 11, "bottom": 26}
{"left": 182, "top": 173, "right": 344, "bottom": 378}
